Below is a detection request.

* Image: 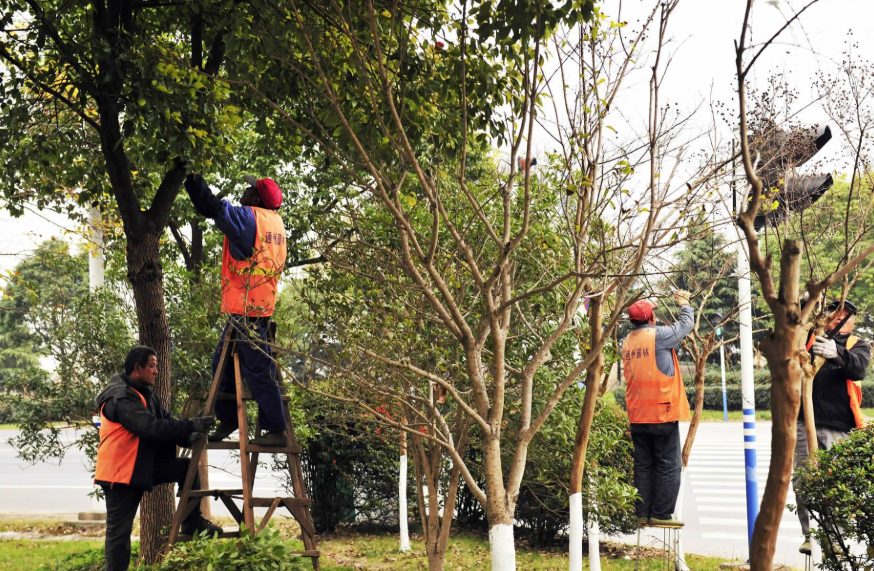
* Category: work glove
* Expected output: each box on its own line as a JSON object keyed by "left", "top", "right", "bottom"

{"left": 191, "top": 415, "right": 216, "bottom": 433}
{"left": 674, "top": 290, "right": 692, "bottom": 307}
{"left": 810, "top": 335, "right": 839, "bottom": 360}
{"left": 188, "top": 432, "right": 205, "bottom": 447}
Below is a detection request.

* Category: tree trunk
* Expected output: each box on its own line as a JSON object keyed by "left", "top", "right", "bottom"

{"left": 681, "top": 354, "right": 709, "bottom": 467}
{"left": 127, "top": 228, "right": 176, "bottom": 563}
{"left": 488, "top": 518, "right": 516, "bottom": 571}
{"left": 749, "top": 241, "right": 805, "bottom": 571}
{"left": 569, "top": 297, "right": 604, "bottom": 571}
{"left": 399, "top": 429, "right": 410, "bottom": 552}
{"left": 483, "top": 433, "right": 516, "bottom": 571}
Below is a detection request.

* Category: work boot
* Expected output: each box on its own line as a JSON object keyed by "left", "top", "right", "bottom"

{"left": 799, "top": 538, "right": 812, "bottom": 555}
{"left": 637, "top": 517, "right": 650, "bottom": 528}
{"left": 250, "top": 431, "right": 288, "bottom": 447}
{"left": 181, "top": 515, "right": 224, "bottom": 537}
{"left": 648, "top": 517, "right": 684, "bottom": 528}
{"left": 208, "top": 421, "right": 238, "bottom": 442}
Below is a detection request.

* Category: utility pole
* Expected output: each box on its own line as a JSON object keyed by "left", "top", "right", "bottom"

{"left": 737, "top": 240, "right": 759, "bottom": 546}
{"left": 88, "top": 206, "right": 104, "bottom": 291}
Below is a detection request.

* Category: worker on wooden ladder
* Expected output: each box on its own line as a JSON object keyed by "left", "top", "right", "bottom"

{"left": 185, "top": 173, "right": 289, "bottom": 447}
{"left": 95, "top": 346, "right": 223, "bottom": 571}
{"left": 623, "top": 292, "right": 693, "bottom": 528}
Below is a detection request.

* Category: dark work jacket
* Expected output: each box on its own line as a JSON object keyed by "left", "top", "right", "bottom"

{"left": 799, "top": 333, "right": 871, "bottom": 433}
{"left": 94, "top": 374, "right": 194, "bottom": 490}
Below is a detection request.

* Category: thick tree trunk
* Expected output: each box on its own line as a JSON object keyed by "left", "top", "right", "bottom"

{"left": 569, "top": 298, "right": 604, "bottom": 571}
{"left": 127, "top": 229, "right": 176, "bottom": 563}
{"left": 483, "top": 434, "right": 516, "bottom": 571}
{"left": 750, "top": 239, "right": 805, "bottom": 571}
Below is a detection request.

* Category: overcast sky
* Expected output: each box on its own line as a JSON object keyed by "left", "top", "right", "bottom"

{"left": 1, "top": 0, "right": 869, "bottom": 277}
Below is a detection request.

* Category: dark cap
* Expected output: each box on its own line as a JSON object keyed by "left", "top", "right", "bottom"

{"left": 825, "top": 299, "right": 857, "bottom": 314}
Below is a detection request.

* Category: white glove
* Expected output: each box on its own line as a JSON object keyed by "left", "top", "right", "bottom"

{"left": 810, "top": 335, "right": 838, "bottom": 360}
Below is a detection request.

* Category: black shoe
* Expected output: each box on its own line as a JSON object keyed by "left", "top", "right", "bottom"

{"left": 208, "top": 421, "right": 238, "bottom": 442}
{"left": 249, "top": 431, "right": 288, "bottom": 447}
{"left": 181, "top": 515, "right": 223, "bottom": 537}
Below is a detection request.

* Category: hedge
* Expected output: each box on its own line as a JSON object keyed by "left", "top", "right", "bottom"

{"left": 613, "top": 381, "right": 874, "bottom": 412}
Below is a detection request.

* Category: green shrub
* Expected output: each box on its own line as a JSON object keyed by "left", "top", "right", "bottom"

{"left": 793, "top": 426, "right": 874, "bottom": 570}
{"left": 154, "top": 526, "right": 308, "bottom": 571}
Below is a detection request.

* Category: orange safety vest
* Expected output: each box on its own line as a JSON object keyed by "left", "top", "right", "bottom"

{"left": 805, "top": 334, "right": 865, "bottom": 429}
{"left": 623, "top": 328, "right": 690, "bottom": 424}
{"left": 221, "top": 207, "right": 287, "bottom": 317}
{"left": 94, "top": 390, "right": 147, "bottom": 486}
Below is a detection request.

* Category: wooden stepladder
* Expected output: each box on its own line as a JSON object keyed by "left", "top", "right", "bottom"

{"left": 167, "top": 324, "right": 320, "bottom": 569}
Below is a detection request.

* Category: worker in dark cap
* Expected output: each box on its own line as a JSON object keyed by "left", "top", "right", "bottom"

{"left": 795, "top": 299, "right": 870, "bottom": 555}
{"left": 184, "top": 173, "right": 288, "bottom": 447}
{"left": 622, "top": 291, "right": 693, "bottom": 528}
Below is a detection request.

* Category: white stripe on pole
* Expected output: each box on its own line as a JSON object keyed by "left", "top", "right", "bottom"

{"left": 737, "top": 238, "right": 760, "bottom": 548}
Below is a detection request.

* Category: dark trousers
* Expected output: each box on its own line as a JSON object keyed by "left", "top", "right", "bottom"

{"left": 793, "top": 420, "right": 848, "bottom": 536}
{"left": 103, "top": 458, "right": 201, "bottom": 571}
{"left": 213, "top": 316, "right": 287, "bottom": 433}
{"left": 630, "top": 421, "right": 682, "bottom": 520}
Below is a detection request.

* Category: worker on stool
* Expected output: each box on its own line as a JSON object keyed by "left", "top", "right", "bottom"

{"left": 95, "top": 346, "right": 222, "bottom": 571}
{"left": 184, "top": 173, "right": 289, "bottom": 447}
{"left": 623, "top": 291, "right": 693, "bottom": 528}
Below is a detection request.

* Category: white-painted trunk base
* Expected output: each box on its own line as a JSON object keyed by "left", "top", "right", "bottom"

{"left": 674, "top": 468, "right": 689, "bottom": 571}
{"left": 587, "top": 504, "right": 601, "bottom": 571}
{"left": 568, "top": 493, "right": 583, "bottom": 571}
{"left": 399, "top": 454, "right": 410, "bottom": 552}
{"left": 489, "top": 524, "right": 516, "bottom": 571}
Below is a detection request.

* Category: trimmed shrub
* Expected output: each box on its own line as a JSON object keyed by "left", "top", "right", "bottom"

{"left": 793, "top": 426, "right": 874, "bottom": 570}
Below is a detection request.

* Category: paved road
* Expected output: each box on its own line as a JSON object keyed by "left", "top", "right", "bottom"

{"left": 619, "top": 421, "right": 807, "bottom": 569}
{"left": 0, "top": 427, "right": 290, "bottom": 520}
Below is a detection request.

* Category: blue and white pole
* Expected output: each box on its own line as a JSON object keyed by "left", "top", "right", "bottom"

{"left": 719, "top": 334, "right": 728, "bottom": 422}
{"left": 737, "top": 240, "right": 759, "bottom": 547}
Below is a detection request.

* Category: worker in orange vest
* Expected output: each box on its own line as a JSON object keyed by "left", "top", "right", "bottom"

{"left": 623, "top": 291, "right": 692, "bottom": 527}
{"left": 795, "top": 299, "right": 870, "bottom": 555}
{"left": 95, "top": 346, "right": 222, "bottom": 571}
{"left": 185, "top": 174, "right": 289, "bottom": 447}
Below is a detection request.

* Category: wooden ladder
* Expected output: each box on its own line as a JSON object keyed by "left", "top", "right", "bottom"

{"left": 167, "top": 324, "right": 320, "bottom": 569}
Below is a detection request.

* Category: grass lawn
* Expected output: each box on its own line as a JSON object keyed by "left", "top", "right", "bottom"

{"left": 0, "top": 531, "right": 736, "bottom": 571}
{"left": 314, "top": 531, "right": 731, "bottom": 570}
{"left": 0, "top": 540, "right": 102, "bottom": 571}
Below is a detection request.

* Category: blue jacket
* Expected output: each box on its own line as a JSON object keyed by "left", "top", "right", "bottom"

{"left": 184, "top": 174, "right": 255, "bottom": 260}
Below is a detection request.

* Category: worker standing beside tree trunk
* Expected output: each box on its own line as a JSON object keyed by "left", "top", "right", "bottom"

{"left": 795, "top": 299, "right": 870, "bottom": 555}
{"left": 622, "top": 292, "right": 693, "bottom": 527}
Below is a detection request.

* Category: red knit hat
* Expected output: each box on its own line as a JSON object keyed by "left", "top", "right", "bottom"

{"left": 244, "top": 175, "right": 282, "bottom": 209}
{"left": 628, "top": 299, "right": 657, "bottom": 322}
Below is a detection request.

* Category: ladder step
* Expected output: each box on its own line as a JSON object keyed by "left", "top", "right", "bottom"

{"left": 250, "top": 497, "right": 312, "bottom": 508}
{"left": 206, "top": 441, "right": 302, "bottom": 454}
{"left": 291, "top": 550, "right": 320, "bottom": 558}
{"left": 186, "top": 489, "right": 244, "bottom": 498}
{"left": 216, "top": 392, "right": 291, "bottom": 402}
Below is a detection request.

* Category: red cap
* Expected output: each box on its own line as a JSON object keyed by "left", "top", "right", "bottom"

{"left": 628, "top": 299, "right": 657, "bottom": 322}
{"left": 244, "top": 175, "right": 282, "bottom": 209}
